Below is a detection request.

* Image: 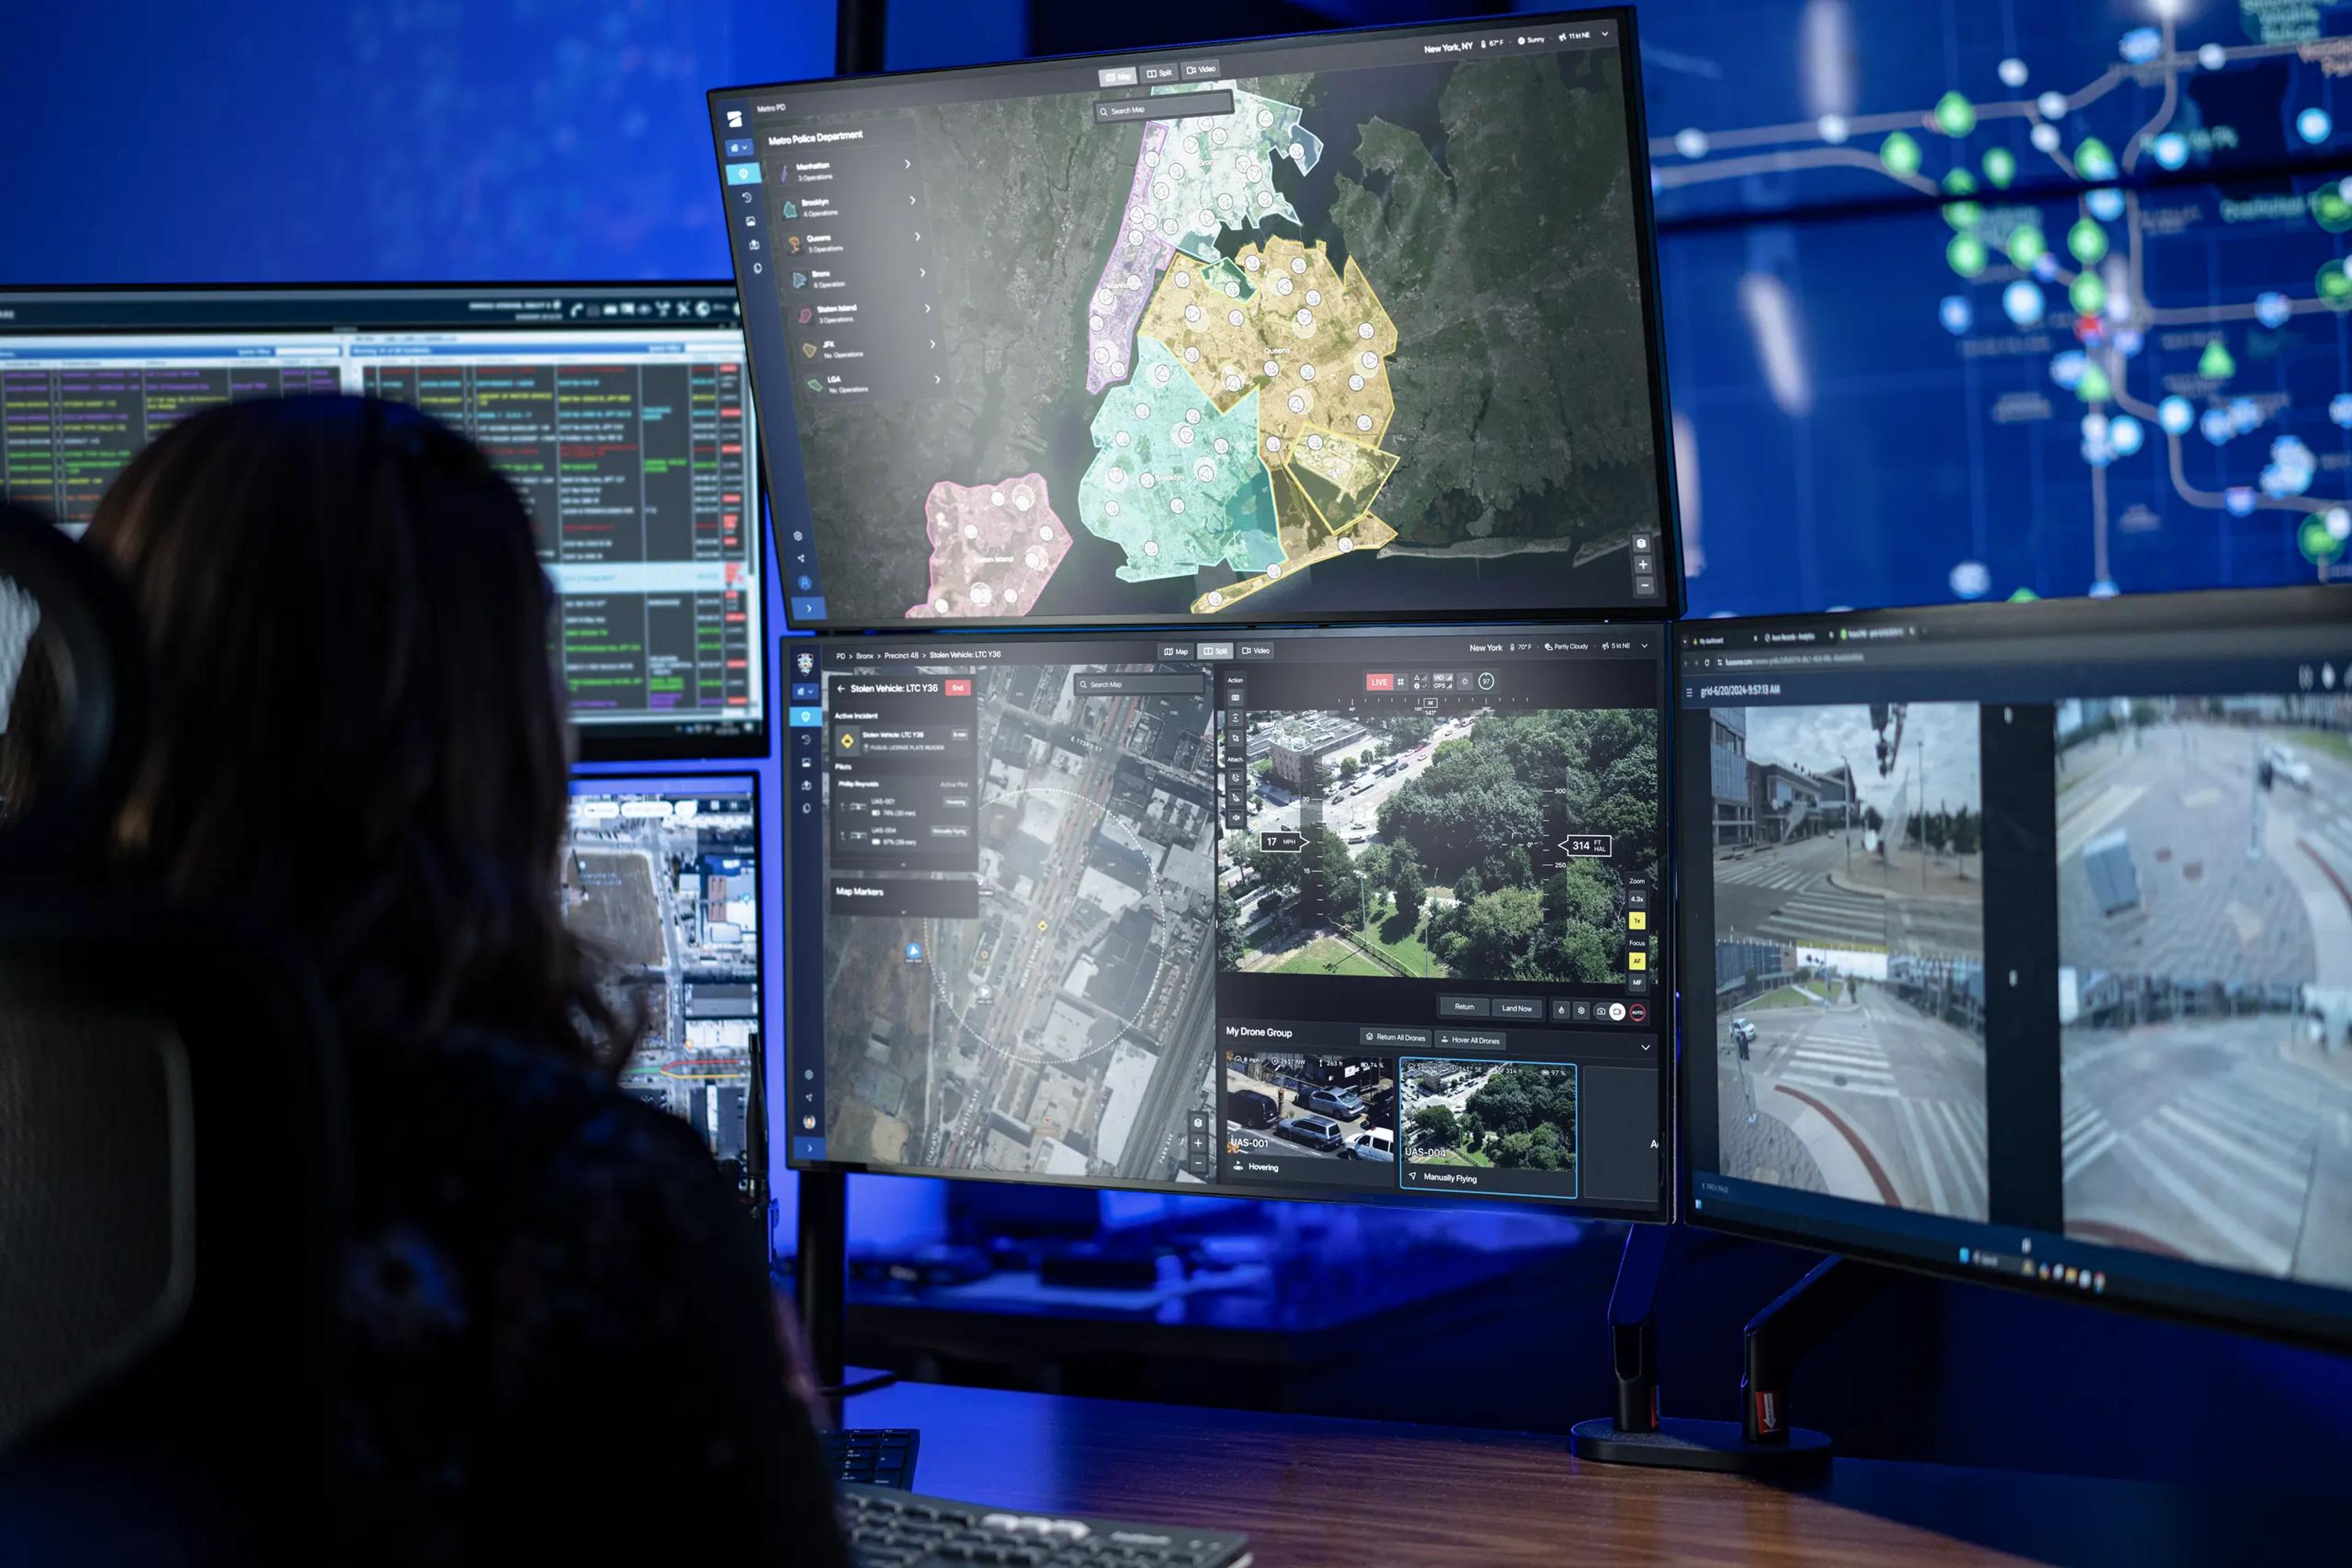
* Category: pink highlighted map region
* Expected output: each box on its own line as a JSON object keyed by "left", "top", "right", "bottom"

{"left": 906, "top": 473, "right": 1072, "bottom": 619}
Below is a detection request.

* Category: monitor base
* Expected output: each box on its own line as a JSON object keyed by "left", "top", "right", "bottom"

{"left": 1568, "top": 1416, "right": 1832, "bottom": 1479}
{"left": 1570, "top": 1227, "right": 1889, "bottom": 1478}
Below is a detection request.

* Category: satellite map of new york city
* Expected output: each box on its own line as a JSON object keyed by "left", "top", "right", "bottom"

{"left": 786, "top": 46, "right": 1659, "bottom": 622}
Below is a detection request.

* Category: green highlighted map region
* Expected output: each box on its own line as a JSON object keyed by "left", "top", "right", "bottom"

{"left": 1078, "top": 336, "right": 1281, "bottom": 582}
{"left": 1078, "top": 234, "right": 1406, "bottom": 611}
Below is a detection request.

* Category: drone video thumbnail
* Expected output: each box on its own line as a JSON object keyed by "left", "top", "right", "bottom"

{"left": 1221, "top": 1051, "right": 1394, "bottom": 1164}
{"left": 1710, "top": 702, "right": 1987, "bottom": 1222}
{"left": 1397, "top": 1058, "right": 1578, "bottom": 1200}
{"left": 1221, "top": 706, "right": 1658, "bottom": 985}
{"left": 2056, "top": 692, "right": 2352, "bottom": 1287}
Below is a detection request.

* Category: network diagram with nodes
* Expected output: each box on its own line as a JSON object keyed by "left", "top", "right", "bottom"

{"left": 1642, "top": 0, "right": 2352, "bottom": 613}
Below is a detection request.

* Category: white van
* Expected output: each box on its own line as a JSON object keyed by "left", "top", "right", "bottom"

{"left": 1344, "top": 1128, "right": 1395, "bottom": 1162}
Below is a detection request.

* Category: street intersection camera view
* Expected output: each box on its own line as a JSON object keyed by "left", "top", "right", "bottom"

{"left": 2056, "top": 691, "right": 2352, "bottom": 1283}
{"left": 717, "top": 13, "right": 1669, "bottom": 628}
{"left": 1679, "top": 594, "right": 2352, "bottom": 1336}
{"left": 1711, "top": 701, "right": 1987, "bottom": 1221}
{"left": 563, "top": 778, "right": 762, "bottom": 1182}
{"left": 784, "top": 626, "right": 1671, "bottom": 1218}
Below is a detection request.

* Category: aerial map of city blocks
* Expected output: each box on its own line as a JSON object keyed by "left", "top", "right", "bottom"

{"left": 785, "top": 46, "right": 1660, "bottom": 623}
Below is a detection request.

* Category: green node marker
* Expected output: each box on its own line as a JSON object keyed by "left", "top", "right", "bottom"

{"left": 2006, "top": 225, "right": 2046, "bottom": 267}
{"left": 1882, "top": 131, "right": 1923, "bottom": 177}
{"left": 2313, "top": 187, "right": 2352, "bottom": 233}
{"left": 2070, "top": 273, "right": 2107, "bottom": 316}
{"left": 2198, "top": 338, "right": 2236, "bottom": 380}
{"left": 2076, "top": 361, "right": 2112, "bottom": 404}
{"left": 2067, "top": 217, "right": 2108, "bottom": 263}
{"left": 2074, "top": 138, "right": 2115, "bottom": 180}
{"left": 1943, "top": 169, "right": 1978, "bottom": 195}
{"left": 1983, "top": 147, "right": 2016, "bottom": 189}
{"left": 2006, "top": 587, "right": 2040, "bottom": 603}
{"left": 2319, "top": 260, "right": 2352, "bottom": 308}
{"left": 1934, "top": 92, "right": 1976, "bottom": 137}
{"left": 2300, "top": 517, "right": 2347, "bottom": 564}
{"left": 1947, "top": 232, "right": 1988, "bottom": 278}
{"left": 1944, "top": 198, "right": 1984, "bottom": 233}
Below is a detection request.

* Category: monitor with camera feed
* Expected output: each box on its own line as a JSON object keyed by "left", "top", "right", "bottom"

{"left": 1674, "top": 586, "right": 2352, "bottom": 1348}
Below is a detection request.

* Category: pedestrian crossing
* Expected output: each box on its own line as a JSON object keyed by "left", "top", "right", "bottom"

{"left": 1769, "top": 1013, "right": 1898, "bottom": 1099}
{"left": 1896, "top": 1095, "right": 1989, "bottom": 1218}
{"left": 1714, "top": 857, "right": 1822, "bottom": 892}
{"left": 2064, "top": 1052, "right": 2325, "bottom": 1277}
{"left": 1755, "top": 887, "right": 1889, "bottom": 950}
{"left": 2060, "top": 1098, "right": 2119, "bottom": 1182}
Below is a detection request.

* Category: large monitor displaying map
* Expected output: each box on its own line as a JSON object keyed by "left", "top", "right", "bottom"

{"left": 713, "top": 9, "right": 1674, "bottom": 630}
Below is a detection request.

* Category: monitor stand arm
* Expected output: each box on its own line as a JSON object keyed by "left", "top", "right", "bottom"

{"left": 795, "top": 1167, "right": 851, "bottom": 1422}
{"left": 1569, "top": 1226, "right": 1891, "bottom": 1479}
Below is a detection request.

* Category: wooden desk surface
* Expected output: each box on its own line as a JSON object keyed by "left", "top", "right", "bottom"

{"left": 844, "top": 1380, "right": 2334, "bottom": 1567}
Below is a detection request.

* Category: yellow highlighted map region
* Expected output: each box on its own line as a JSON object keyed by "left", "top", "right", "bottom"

{"left": 1129, "top": 236, "right": 1405, "bottom": 613}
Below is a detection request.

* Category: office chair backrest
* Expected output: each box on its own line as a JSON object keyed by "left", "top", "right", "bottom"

{"left": 0, "top": 503, "right": 350, "bottom": 1559}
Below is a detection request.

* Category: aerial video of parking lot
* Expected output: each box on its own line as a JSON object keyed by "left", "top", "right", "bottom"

{"left": 1222, "top": 1052, "right": 1395, "bottom": 1166}
{"left": 1221, "top": 706, "right": 1657, "bottom": 986}
{"left": 2056, "top": 692, "right": 2352, "bottom": 1287}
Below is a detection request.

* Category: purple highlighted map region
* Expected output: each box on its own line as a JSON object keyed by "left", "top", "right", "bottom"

{"left": 1084, "top": 121, "right": 1178, "bottom": 395}
{"left": 906, "top": 473, "right": 1073, "bottom": 619}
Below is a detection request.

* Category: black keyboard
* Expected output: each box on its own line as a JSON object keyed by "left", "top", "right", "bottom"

{"left": 826, "top": 1428, "right": 920, "bottom": 1490}
{"left": 842, "top": 1483, "right": 1250, "bottom": 1568}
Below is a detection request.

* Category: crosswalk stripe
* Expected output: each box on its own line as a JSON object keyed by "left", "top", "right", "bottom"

{"left": 1779, "top": 1072, "right": 1901, "bottom": 1098}
{"left": 1900, "top": 1098, "right": 1949, "bottom": 1216}
{"left": 1943, "top": 1100, "right": 1987, "bottom": 1196}
{"left": 2114, "top": 1134, "right": 2295, "bottom": 1276}
{"left": 2155, "top": 1104, "right": 2310, "bottom": 1195}
{"left": 2173, "top": 1081, "right": 2311, "bottom": 1160}
{"left": 2132, "top": 1113, "right": 2305, "bottom": 1232}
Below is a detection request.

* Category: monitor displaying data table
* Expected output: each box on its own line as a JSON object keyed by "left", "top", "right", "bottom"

{"left": 1675, "top": 586, "right": 2352, "bottom": 1350}
{"left": 782, "top": 621, "right": 1671, "bottom": 1218}
{"left": 0, "top": 284, "right": 766, "bottom": 759}
{"left": 713, "top": 7, "right": 1676, "bottom": 630}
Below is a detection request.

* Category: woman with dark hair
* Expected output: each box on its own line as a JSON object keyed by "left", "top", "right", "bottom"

{"left": 53, "top": 395, "right": 846, "bottom": 1563}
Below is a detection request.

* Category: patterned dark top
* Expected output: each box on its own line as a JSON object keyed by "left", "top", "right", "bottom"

{"left": 335, "top": 1031, "right": 848, "bottom": 1564}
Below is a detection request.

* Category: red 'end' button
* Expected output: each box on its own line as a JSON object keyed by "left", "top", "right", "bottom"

{"left": 944, "top": 678, "right": 973, "bottom": 697}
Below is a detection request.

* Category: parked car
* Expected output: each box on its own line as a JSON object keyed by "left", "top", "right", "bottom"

{"left": 2264, "top": 745, "right": 2313, "bottom": 790}
{"left": 1276, "top": 1115, "right": 1346, "bottom": 1152}
{"left": 1304, "top": 1086, "right": 1368, "bottom": 1123}
{"left": 1343, "top": 1128, "right": 1395, "bottom": 1161}
{"left": 1226, "top": 1087, "right": 1279, "bottom": 1131}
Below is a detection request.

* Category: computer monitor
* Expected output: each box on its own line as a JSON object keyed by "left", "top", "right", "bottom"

{"left": 564, "top": 773, "right": 763, "bottom": 1180}
{"left": 712, "top": 7, "right": 1676, "bottom": 631}
{"left": 782, "top": 622, "right": 1671, "bottom": 1218}
{"left": 0, "top": 284, "right": 766, "bottom": 760}
{"left": 1672, "top": 586, "right": 2352, "bottom": 1348}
